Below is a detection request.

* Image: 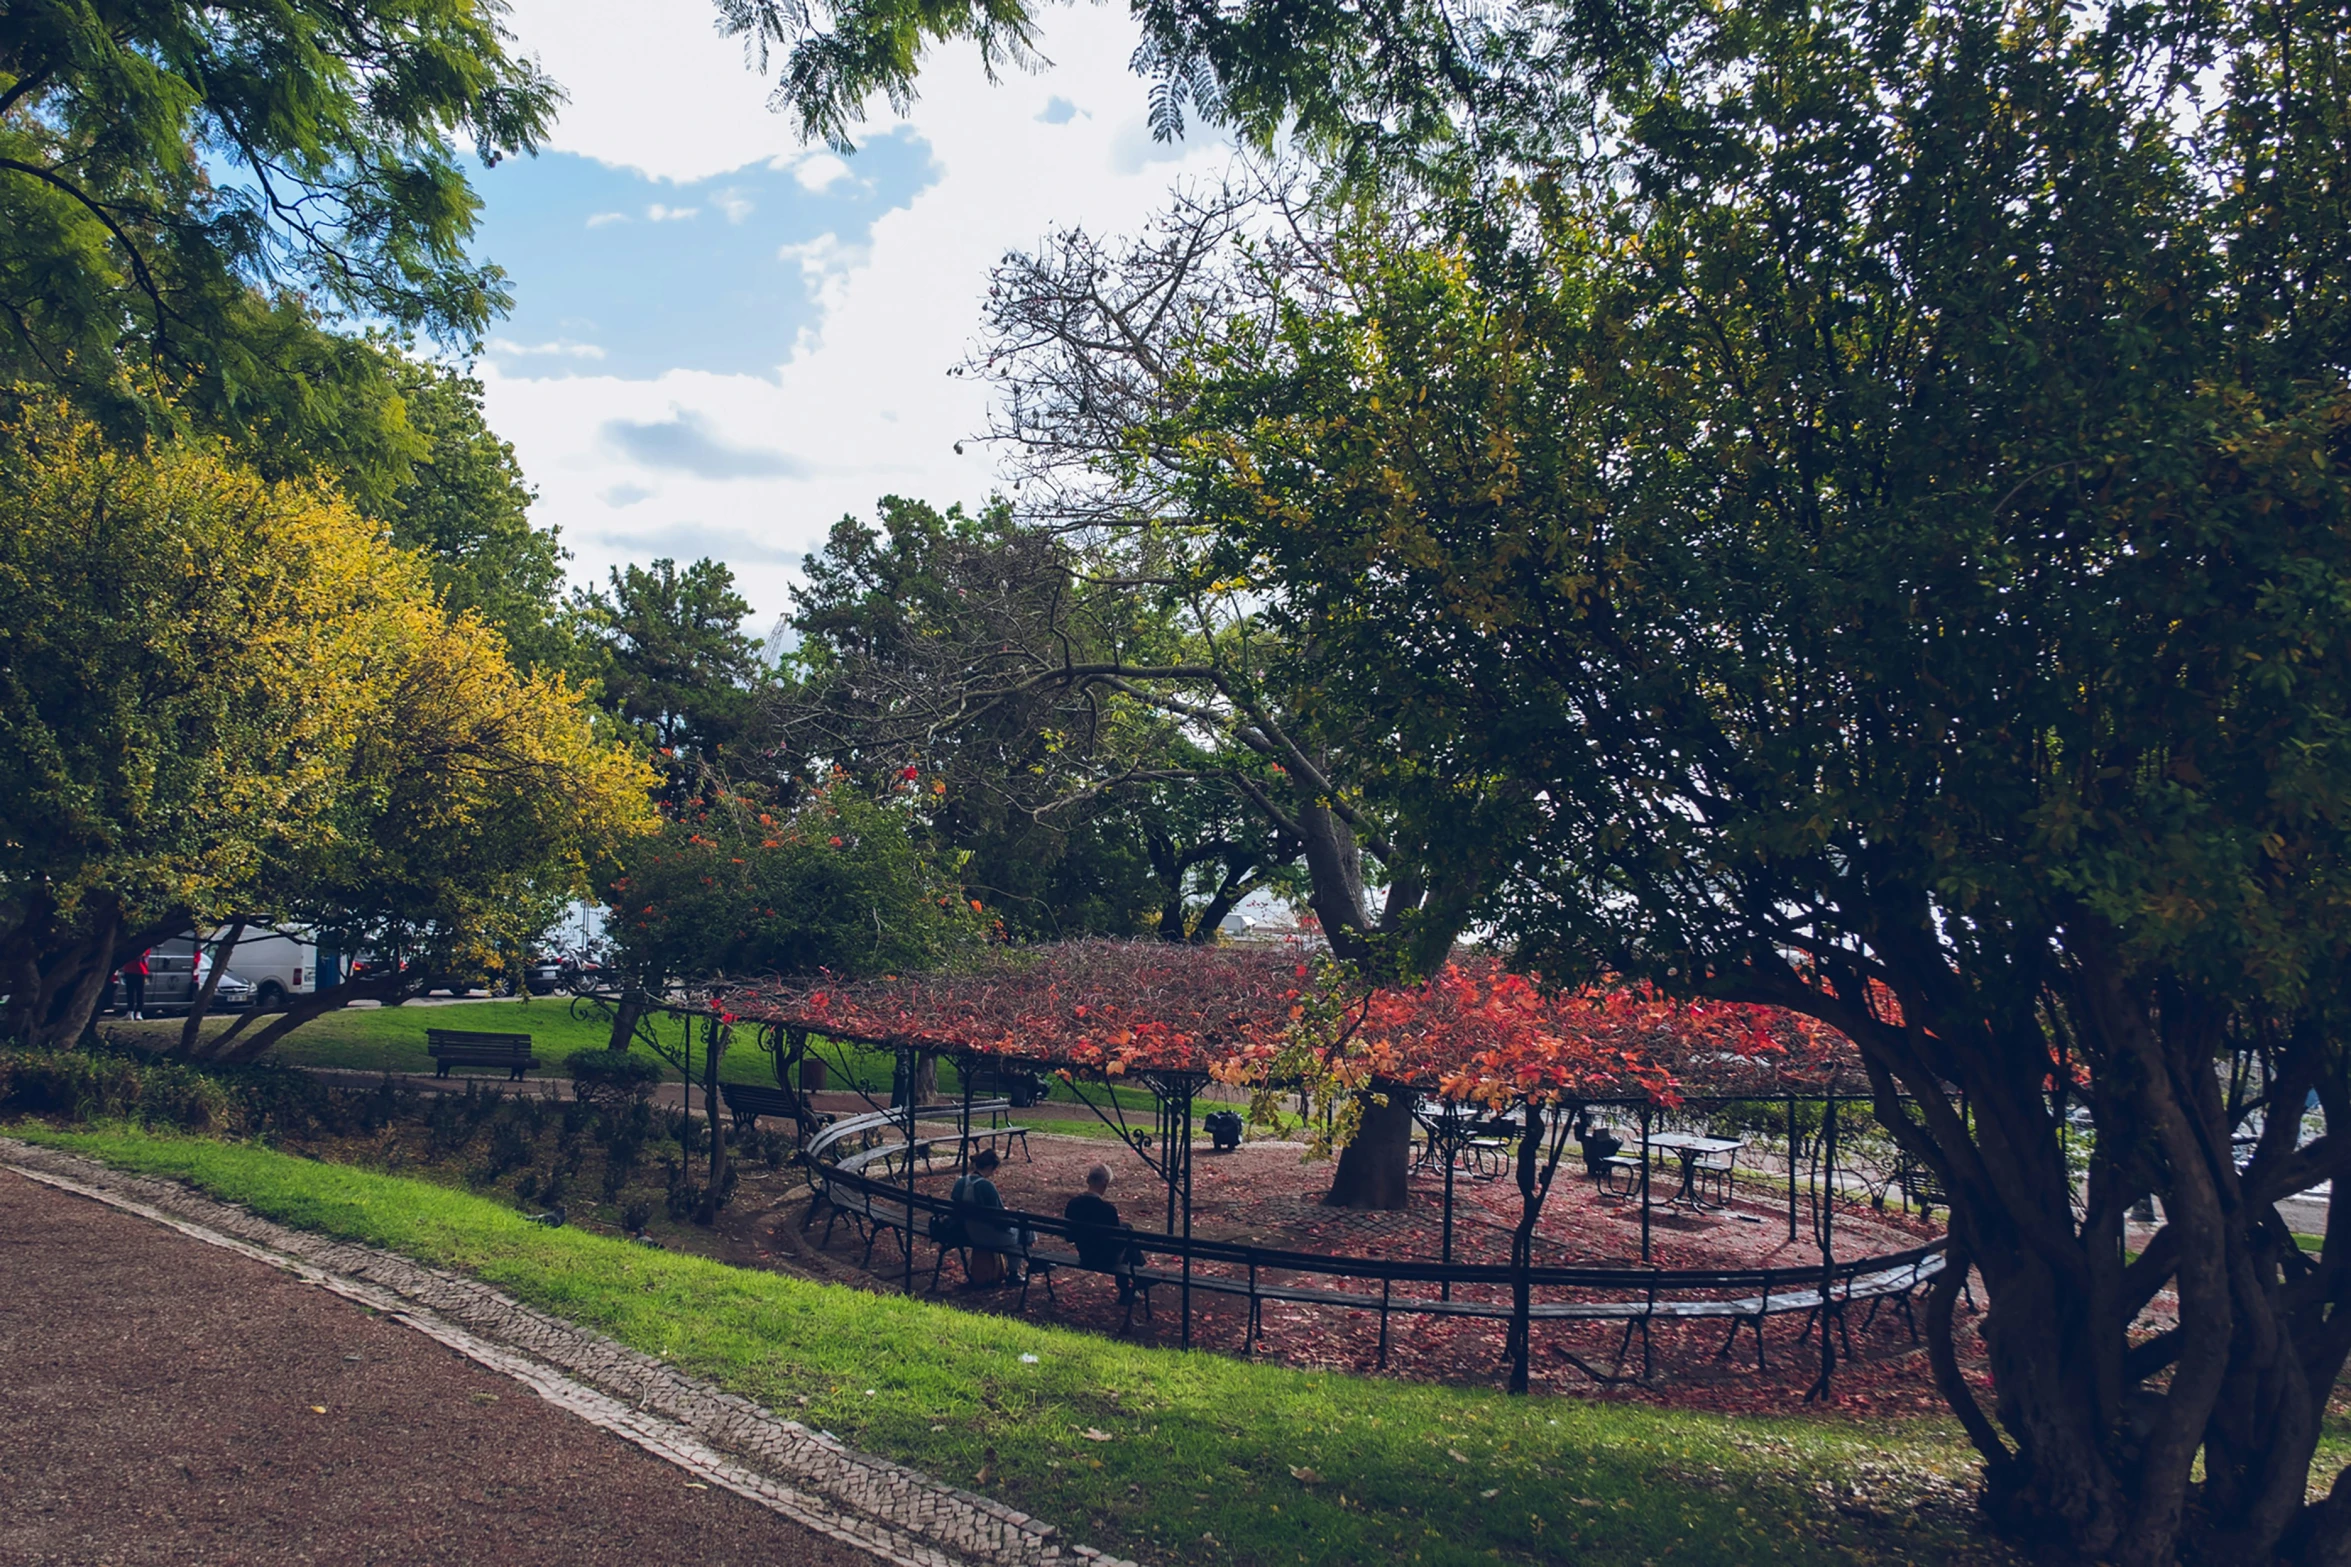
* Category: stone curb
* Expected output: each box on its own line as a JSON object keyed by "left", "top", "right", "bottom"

{"left": 1, "top": 1138, "right": 1142, "bottom": 1567}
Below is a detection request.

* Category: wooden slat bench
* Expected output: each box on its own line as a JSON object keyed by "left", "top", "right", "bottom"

{"left": 720, "top": 1081, "right": 815, "bottom": 1133}
{"left": 426, "top": 1029, "right": 537, "bottom": 1080}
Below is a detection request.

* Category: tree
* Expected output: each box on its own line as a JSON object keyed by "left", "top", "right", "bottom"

{"left": 606, "top": 784, "right": 975, "bottom": 987}
{"left": 1, "top": 0, "right": 559, "bottom": 439}
{"left": 785, "top": 495, "right": 1296, "bottom": 943}
{"left": 196, "top": 601, "right": 656, "bottom": 1060}
{"left": 599, "top": 780, "right": 978, "bottom": 1218}
{"left": 1146, "top": 8, "right": 2351, "bottom": 1563}
{"left": 382, "top": 357, "right": 575, "bottom": 674}
{"left": 578, "top": 557, "right": 768, "bottom": 788}
{"left": 0, "top": 398, "right": 651, "bottom": 1052}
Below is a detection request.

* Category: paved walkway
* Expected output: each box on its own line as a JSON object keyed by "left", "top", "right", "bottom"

{"left": 0, "top": 1167, "right": 877, "bottom": 1567}
{"left": 0, "top": 1140, "right": 1135, "bottom": 1567}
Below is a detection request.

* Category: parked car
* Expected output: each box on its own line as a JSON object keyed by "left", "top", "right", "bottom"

{"left": 107, "top": 939, "right": 256, "bottom": 1015}
{"left": 202, "top": 925, "right": 318, "bottom": 1010}
{"left": 520, "top": 954, "right": 565, "bottom": 996}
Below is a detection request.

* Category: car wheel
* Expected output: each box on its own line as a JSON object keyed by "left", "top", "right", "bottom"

{"left": 255, "top": 981, "right": 287, "bottom": 1011}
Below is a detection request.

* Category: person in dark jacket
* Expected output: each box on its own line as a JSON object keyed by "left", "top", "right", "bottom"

{"left": 950, "top": 1149, "right": 1031, "bottom": 1286}
{"left": 1063, "top": 1163, "right": 1141, "bottom": 1303}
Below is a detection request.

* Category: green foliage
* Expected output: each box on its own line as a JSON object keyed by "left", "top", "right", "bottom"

{"left": 1139, "top": 2, "right": 2351, "bottom": 1555}
{"left": 605, "top": 785, "right": 978, "bottom": 986}
{"left": 783, "top": 495, "right": 1307, "bottom": 941}
{"left": 578, "top": 556, "right": 769, "bottom": 780}
{"left": 0, "top": 1046, "right": 233, "bottom": 1130}
{"left": 0, "top": 400, "right": 653, "bottom": 1051}
{"left": 0, "top": 399, "right": 433, "bottom": 943}
{"left": 0, "top": 0, "right": 560, "bottom": 436}
{"left": 382, "top": 358, "right": 574, "bottom": 674}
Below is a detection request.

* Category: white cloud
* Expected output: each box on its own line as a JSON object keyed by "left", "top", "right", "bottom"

{"left": 713, "top": 188, "right": 755, "bottom": 223}
{"left": 788, "top": 151, "right": 854, "bottom": 192}
{"left": 776, "top": 232, "right": 870, "bottom": 320}
{"left": 488, "top": 0, "right": 1235, "bottom": 623}
{"left": 646, "top": 202, "right": 699, "bottom": 221}
{"left": 584, "top": 210, "right": 630, "bottom": 227}
{"left": 486, "top": 337, "right": 607, "bottom": 359}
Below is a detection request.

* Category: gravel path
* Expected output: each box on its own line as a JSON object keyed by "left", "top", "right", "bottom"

{"left": 0, "top": 1166, "right": 879, "bottom": 1567}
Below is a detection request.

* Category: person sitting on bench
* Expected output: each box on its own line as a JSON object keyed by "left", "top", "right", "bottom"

{"left": 952, "top": 1149, "right": 1031, "bottom": 1287}
{"left": 1063, "top": 1163, "right": 1142, "bottom": 1304}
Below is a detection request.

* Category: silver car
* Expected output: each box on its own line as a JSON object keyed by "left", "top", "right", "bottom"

{"left": 109, "top": 942, "right": 256, "bottom": 1015}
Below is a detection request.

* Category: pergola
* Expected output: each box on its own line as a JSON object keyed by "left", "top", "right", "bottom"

{"left": 710, "top": 940, "right": 1931, "bottom": 1394}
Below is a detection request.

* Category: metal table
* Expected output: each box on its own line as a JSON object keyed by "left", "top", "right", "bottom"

{"left": 1643, "top": 1131, "right": 1745, "bottom": 1210}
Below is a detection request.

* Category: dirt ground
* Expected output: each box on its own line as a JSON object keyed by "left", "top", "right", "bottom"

{"left": 0, "top": 1168, "right": 878, "bottom": 1567}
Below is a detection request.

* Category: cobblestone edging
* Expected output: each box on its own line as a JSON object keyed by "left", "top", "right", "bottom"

{"left": 0, "top": 1139, "right": 1140, "bottom": 1567}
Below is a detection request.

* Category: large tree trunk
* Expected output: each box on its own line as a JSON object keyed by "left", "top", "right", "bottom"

{"left": 191, "top": 967, "right": 418, "bottom": 1062}
{"left": 891, "top": 1050, "right": 938, "bottom": 1107}
{"left": 1821, "top": 934, "right": 2351, "bottom": 1567}
{"left": 13, "top": 899, "right": 133, "bottom": 1050}
{"left": 1325, "top": 1078, "right": 1415, "bottom": 1210}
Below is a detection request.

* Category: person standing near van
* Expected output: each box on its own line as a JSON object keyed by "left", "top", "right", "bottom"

{"left": 120, "top": 952, "right": 150, "bottom": 1019}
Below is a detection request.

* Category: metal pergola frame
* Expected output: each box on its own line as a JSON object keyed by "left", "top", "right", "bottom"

{"left": 618, "top": 994, "right": 1946, "bottom": 1396}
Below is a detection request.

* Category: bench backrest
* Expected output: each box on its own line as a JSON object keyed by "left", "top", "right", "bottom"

{"left": 427, "top": 1030, "right": 533, "bottom": 1051}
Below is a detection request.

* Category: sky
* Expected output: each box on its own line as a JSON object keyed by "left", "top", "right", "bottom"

{"left": 476, "top": 0, "right": 1238, "bottom": 630}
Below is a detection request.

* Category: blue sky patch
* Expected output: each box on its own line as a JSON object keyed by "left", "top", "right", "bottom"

{"left": 468, "top": 131, "right": 941, "bottom": 380}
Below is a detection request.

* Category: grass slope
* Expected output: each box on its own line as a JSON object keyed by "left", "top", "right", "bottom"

{"left": 13, "top": 1125, "right": 1993, "bottom": 1566}
{"left": 97, "top": 1007, "right": 1215, "bottom": 1139}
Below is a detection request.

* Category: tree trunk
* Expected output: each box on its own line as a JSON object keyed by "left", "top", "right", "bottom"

{"left": 891, "top": 1050, "right": 937, "bottom": 1107}
{"left": 1506, "top": 1108, "right": 1571, "bottom": 1393}
{"left": 607, "top": 991, "right": 648, "bottom": 1052}
{"left": 1325, "top": 1078, "right": 1415, "bottom": 1209}
{"left": 194, "top": 967, "right": 418, "bottom": 1062}
{"left": 179, "top": 918, "right": 247, "bottom": 1056}
{"left": 26, "top": 901, "right": 123, "bottom": 1050}
{"left": 697, "top": 1016, "right": 729, "bottom": 1225}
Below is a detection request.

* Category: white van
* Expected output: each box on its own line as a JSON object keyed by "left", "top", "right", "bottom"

{"left": 205, "top": 926, "right": 319, "bottom": 1010}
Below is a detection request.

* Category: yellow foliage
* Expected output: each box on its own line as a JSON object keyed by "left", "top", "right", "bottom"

{"left": 0, "top": 398, "right": 653, "bottom": 948}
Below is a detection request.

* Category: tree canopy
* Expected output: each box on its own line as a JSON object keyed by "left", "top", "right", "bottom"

{"left": 721, "top": 0, "right": 2351, "bottom": 1556}
{"left": 720, "top": 941, "right": 1854, "bottom": 1101}
{"left": 579, "top": 555, "right": 770, "bottom": 787}
{"left": 0, "top": 401, "right": 652, "bottom": 1052}
{"left": 1, "top": 1, "right": 558, "bottom": 437}
{"left": 1114, "top": 4, "right": 2351, "bottom": 1560}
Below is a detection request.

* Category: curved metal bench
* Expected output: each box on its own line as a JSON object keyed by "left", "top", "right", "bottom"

{"left": 801, "top": 1102, "right": 1948, "bottom": 1386}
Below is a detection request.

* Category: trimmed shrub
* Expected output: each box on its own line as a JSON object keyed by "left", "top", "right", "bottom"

{"left": 566, "top": 1048, "right": 662, "bottom": 1110}
{"left": 0, "top": 1048, "right": 237, "bottom": 1131}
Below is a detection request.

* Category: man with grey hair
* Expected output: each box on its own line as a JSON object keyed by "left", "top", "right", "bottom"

{"left": 1063, "top": 1162, "right": 1138, "bottom": 1305}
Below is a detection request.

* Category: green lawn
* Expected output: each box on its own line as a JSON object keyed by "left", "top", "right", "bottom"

{"left": 11, "top": 1123, "right": 2001, "bottom": 1566}
{"left": 95, "top": 1005, "right": 1251, "bottom": 1142}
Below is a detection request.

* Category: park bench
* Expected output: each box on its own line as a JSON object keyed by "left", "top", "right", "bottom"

{"left": 426, "top": 1029, "right": 537, "bottom": 1080}
{"left": 1012, "top": 1242, "right": 1159, "bottom": 1332}
{"left": 719, "top": 1081, "right": 819, "bottom": 1134}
